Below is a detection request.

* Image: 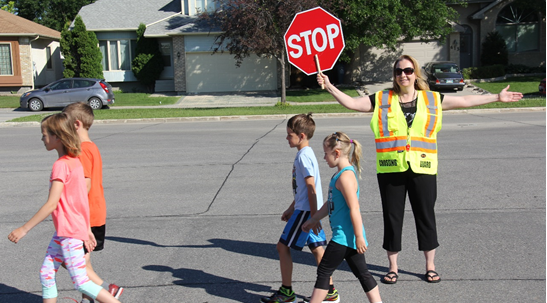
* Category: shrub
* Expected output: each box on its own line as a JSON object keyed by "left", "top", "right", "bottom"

{"left": 131, "top": 23, "right": 164, "bottom": 93}
{"left": 275, "top": 101, "right": 292, "bottom": 108}
{"left": 505, "top": 64, "right": 546, "bottom": 74}
{"left": 462, "top": 65, "right": 505, "bottom": 79}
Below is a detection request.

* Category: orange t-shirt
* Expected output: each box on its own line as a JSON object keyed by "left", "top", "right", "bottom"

{"left": 80, "top": 141, "right": 106, "bottom": 227}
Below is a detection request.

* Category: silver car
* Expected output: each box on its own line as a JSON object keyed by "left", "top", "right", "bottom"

{"left": 20, "top": 78, "right": 115, "bottom": 111}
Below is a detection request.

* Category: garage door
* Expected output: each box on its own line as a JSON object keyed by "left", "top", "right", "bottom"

{"left": 355, "top": 40, "right": 447, "bottom": 82}
{"left": 399, "top": 41, "right": 447, "bottom": 70}
{"left": 185, "top": 53, "right": 277, "bottom": 93}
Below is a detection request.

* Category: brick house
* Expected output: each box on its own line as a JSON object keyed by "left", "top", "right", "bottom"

{"left": 0, "top": 9, "right": 63, "bottom": 93}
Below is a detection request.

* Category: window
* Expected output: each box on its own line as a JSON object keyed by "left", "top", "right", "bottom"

{"left": 99, "top": 39, "right": 136, "bottom": 71}
{"left": 0, "top": 43, "right": 13, "bottom": 76}
{"left": 160, "top": 42, "right": 172, "bottom": 67}
{"left": 50, "top": 80, "right": 72, "bottom": 90}
{"left": 99, "top": 41, "right": 108, "bottom": 70}
{"left": 46, "top": 47, "right": 52, "bottom": 69}
{"left": 195, "top": 0, "right": 217, "bottom": 12}
{"left": 120, "top": 40, "right": 130, "bottom": 70}
{"left": 109, "top": 41, "right": 119, "bottom": 70}
{"left": 496, "top": 3, "right": 540, "bottom": 52}
{"left": 184, "top": 0, "right": 219, "bottom": 15}
{"left": 73, "top": 79, "right": 95, "bottom": 88}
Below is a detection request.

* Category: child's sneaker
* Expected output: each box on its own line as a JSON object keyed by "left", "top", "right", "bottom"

{"left": 300, "top": 288, "right": 340, "bottom": 303}
{"left": 260, "top": 287, "right": 297, "bottom": 303}
{"left": 108, "top": 284, "right": 124, "bottom": 299}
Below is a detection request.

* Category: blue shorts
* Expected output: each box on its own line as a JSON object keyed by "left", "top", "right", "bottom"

{"left": 279, "top": 209, "right": 327, "bottom": 251}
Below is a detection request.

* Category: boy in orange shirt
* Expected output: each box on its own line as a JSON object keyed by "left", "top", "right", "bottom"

{"left": 63, "top": 102, "right": 123, "bottom": 303}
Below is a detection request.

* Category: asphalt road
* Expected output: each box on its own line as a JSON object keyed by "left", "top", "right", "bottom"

{"left": 0, "top": 113, "right": 545, "bottom": 303}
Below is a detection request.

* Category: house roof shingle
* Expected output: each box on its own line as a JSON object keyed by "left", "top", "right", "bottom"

{"left": 78, "top": 0, "right": 218, "bottom": 37}
{"left": 0, "top": 9, "right": 61, "bottom": 39}
{"left": 78, "top": 0, "right": 182, "bottom": 32}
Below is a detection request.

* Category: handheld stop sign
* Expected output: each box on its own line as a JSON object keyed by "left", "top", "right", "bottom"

{"left": 284, "top": 6, "right": 345, "bottom": 83}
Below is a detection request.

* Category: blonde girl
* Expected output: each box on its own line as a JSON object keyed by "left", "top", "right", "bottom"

{"left": 7, "top": 113, "right": 121, "bottom": 303}
{"left": 302, "top": 132, "right": 381, "bottom": 303}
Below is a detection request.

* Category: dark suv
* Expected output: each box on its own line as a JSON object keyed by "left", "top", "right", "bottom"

{"left": 422, "top": 61, "right": 465, "bottom": 91}
{"left": 20, "top": 78, "right": 115, "bottom": 111}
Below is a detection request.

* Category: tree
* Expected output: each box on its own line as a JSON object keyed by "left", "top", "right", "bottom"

{"left": 60, "top": 23, "right": 76, "bottom": 78}
{"left": 61, "top": 16, "right": 103, "bottom": 79}
{"left": 200, "top": 0, "right": 335, "bottom": 104}
{"left": 0, "top": 1, "right": 16, "bottom": 13}
{"left": 13, "top": 0, "right": 96, "bottom": 31}
{"left": 332, "top": 0, "right": 463, "bottom": 61}
{"left": 131, "top": 23, "right": 164, "bottom": 93}
{"left": 480, "top": 31, "right": 508, "bottom": 66}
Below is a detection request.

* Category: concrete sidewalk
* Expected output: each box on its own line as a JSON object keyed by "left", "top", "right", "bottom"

{"left": 173, "top": 91, "right": 281, "bottom": 108}
{"left": 150, "top": 82, "right": 384, "bottom": 109}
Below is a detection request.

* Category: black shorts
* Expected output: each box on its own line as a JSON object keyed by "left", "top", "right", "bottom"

{"left": 84, "top": 224, "right": 106, "bottom": 254}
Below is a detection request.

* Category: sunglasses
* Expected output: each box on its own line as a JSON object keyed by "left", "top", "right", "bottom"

{"left": 395, "top": 67, "right": 414, "bottom": 76}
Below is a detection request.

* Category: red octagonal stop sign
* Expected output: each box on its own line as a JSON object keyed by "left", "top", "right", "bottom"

{"left": 284, "top": 7, "right": 345, "bottom": 75}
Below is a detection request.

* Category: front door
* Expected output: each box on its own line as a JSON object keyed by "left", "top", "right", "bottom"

{"left": 459, "top": 25, "right": 473, "bottom": 69}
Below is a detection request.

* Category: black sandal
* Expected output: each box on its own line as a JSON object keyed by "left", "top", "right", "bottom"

{"left": 425, "top": 270, "right": 441, "bottom": 283}
{"left": 381, "top": 271, "right": 398, "bottom": 284}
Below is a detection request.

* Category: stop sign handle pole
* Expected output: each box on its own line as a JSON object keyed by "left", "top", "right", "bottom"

{"left": 314, "top": 55, "right": 324, "bottom": 89}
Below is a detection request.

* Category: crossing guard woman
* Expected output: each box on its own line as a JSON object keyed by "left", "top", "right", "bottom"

{"left": 317, "top": 54, "right": 523, "bottom": 284}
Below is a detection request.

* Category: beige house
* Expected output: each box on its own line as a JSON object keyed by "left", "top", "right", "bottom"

{"left": 0, "top": 9, "right": 63, "bottom": 93}
{"left": 78, "top": 0, "right": 277, "bottom": 94}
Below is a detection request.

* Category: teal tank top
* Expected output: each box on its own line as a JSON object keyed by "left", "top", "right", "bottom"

{"left": 327, "top": 166, "right": 368, "bottom": 249}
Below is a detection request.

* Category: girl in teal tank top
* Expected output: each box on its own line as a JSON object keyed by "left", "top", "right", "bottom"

{"left": 302, "top": 132, "right": 382, "bottom": 303}
{"left": 328, "top": 165, "right": 367, "bottom": 249}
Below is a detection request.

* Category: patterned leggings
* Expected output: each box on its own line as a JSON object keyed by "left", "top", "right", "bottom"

{"left": 40, "top": 233, "right": 102, "bottom": 299}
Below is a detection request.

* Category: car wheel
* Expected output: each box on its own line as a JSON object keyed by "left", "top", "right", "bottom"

{"left": 28, "top": 98, "right": 44, "bottom": 111}
{"left": 88, "top": 97, "right": 103, "bottom": 110}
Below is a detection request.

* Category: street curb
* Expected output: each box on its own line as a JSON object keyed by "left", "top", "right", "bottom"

{"left": 0, "top": 107, "right": 544, "bottom": 128}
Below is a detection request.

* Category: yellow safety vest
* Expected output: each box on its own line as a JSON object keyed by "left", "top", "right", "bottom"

{"left": 370, "top": 90, "right": 442, "bottom": 174}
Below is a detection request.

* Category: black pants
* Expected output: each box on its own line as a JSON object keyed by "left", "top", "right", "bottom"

{"left": 377, "top": 170, "right": 439, "bottom": 252}
{"left": 315, "top": 241, "right": 377, "bottom": 292}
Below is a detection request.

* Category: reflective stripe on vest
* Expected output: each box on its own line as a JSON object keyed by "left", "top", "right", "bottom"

{"left": 375, "top": 136, "right": 407, "bottom": 153}
{"left": 410, "top": 137, "right": 437, "bottom": 153}
{"left": 377, "top": 90, "right": 393, "bottom": 138}
{"left": 375, "top": 91, "right": 406, "bottom": 152}
{"left": 422, "top": 91, "right": 440, "bottom": 137}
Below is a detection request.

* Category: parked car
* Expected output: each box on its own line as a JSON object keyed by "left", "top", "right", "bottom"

{"left": 20, "top": 78, "right": 115, "bottom": 111}
{"left": 422, "top": 61, "right": 465, "bottom": 91}
{"left": 539, "top": 78, "right": 545, "bottom": 95}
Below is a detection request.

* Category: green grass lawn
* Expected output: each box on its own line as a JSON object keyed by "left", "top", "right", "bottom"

{"left": 110, "top": 91, "right": 179, "bottom": 106}
{"left": 0, "top": 95, "right": 20, "bottom": 108}
{"left": 286, "top": 87, "right": 359, "bottom": 102}
{"left": 0, "top": 91, "right": 181, "bottom": 109}
{"left": 468, "top": 76, "right": 545, "bottom": 109}
{"left": 471, "top": 76, "right": 545, "bottom": 97}
{"left": 10, "top": 104, "right": 357, "bottom": 122}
